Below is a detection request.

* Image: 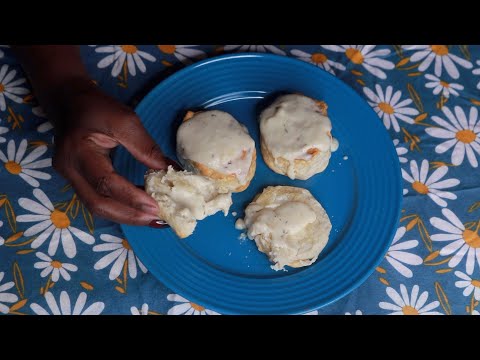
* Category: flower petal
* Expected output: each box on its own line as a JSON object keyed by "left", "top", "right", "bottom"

{"left": 385, "top": 256, "right": 413, "bottom": 278}
{"left": 81, "top": 302, "right": 105, "bottom": 315}
{"left": 61, "top": 229, "right": 77, "bottom": 259}
{"left": 440, "top": 239, "right": 465, "bottom": 256}
{"left": 386, "top": 287, "right": 405, "bottom": 307}
{"left": 448, "top": 244, "right": 469, "bottom": 268}
{"left": 426, "top": 166, "right": 448, "bottom": 186}
{"left": 69, "top": 226, "right": 94, "bottom": 245}
{"left": 30, "top": 303, "right": 49, "bottom": 315}
{"left": 33, "top": 188, "right": 54, "bottom": 211}
{"left": 48, "top": 228, "right": 61, "bottom": 256}
{"left": 45, "top": 292, "right": 60, "bottom": 315}
{"left": 72, "top": 292, "right": 87, "bottom": 315}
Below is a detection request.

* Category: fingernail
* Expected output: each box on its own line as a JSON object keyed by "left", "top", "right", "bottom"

{"left": 149, "top": 220, "right": 169, "bottom": 228}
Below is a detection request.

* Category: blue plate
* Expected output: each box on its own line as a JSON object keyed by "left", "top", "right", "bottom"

{"left": 113, "top": 53, "right": 402, "bottom": 314}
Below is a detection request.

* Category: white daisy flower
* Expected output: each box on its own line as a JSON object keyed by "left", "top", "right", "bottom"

{"left": 379, "top": 284, "right": 442, "bottom": 315}
{"left": 454, "top": 271, "right": 480, "bottom": 300}
{"left": 402, "top": 159, "right": 459, "bottom": 207}
{"left": 424, "top": 74, "right": 463, "bottom": 98}
{"left": 94, "top": 45, "right": 156, "bottom": 77}
{"left": 0, "top": 220, "right": 4, "bottom": 246}
{"left": 93, "top": 234, "right": 147, "bottom": 280}
{"left": 34, "top": 252, "right": 78, "bottom": 282}
{"left": 321, "top": 45, "right": 394, "bottom": 79}
{"left": 425, "top": 106, "right": 480, "bottom": 168}
{"left": 385, "top": 226, "right": 422, "bottom": 278}
{"left": 430, "top": 208, "right": 480, "bottom": 275}
{"left": 0, "top": 271, "right": 18, "bottom": 314}
{"left": 363, "top": 84, "right": 419, "bottom": 132}
{"left": 0, "top": 119, "right": 8, "bottom": 143}
{"left": 30, "top": 291, "right": 104, "bottom": 315}
{"left": 17, "top": 188, "right": 94, "bottom": 258}
{"left": 290, "top": 49, "right": 346, "bottom": 75}
{"left": 473, "top": 60, "right": 480, "bottom": 90}
{"left": 167, "top": 294, "right": 220, "bottom": 315}
{"left": 403, "top": 45, "right": 472, "bottom": 79}
{"left": 158, "top": 45, "right": 207, "bottom": 64}
{"left": 393, "top": 139, "right": 408, "bottom": 163}
{"left": 0, "top": 139, "right": 52, "bottom": 187}
{"left": 224, "top": 45, "right": 286, "bottom": 56}
{"left": 0, "top": 64, "right": 29, "bottom": 111}
{"left": 131, "top": 303, "right": 149, "bottom": 315}
{"left": 345, "top": 310, "right": 363, "bottom": 315}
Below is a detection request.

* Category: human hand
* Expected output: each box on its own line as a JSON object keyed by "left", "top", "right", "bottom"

{"left": 51, "top": 81, "right": 168, "bottom": 226}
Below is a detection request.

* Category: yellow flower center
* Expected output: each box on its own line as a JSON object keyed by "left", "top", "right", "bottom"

{"left": 402, "top": 305, "right": 419, "bottom": 315}
{"left": 311, "top": 53, "right": 327, "bottom": 64}
{"left": 0, "top": 83, "right": 4, "bottom": 93}
{"left": 440, "top": 80, "right": 450, "bottom": 88}
{"left": 463, "top": 229, "right": 480, "bottom": 248}
{"left": 345, "top": 48, "right": 364, "bottom": 64}
{"left": 122, "top": 239, "right": 131, "bottom": 250}
{"left": 51, "top": 260, "right": 62, "bottom": 269}
{"left": 158, "top": 45, "right": 177, "bottom": 54}
{"left": 471, "top": 279, "right": 480, "bottom": 288}
{"left": 4, "top": 161, "right": 22, "bottom": 175}
{"left": 378, "top": 102, "right": 395, "bottom": 115}
{"left": 50, "top": 210, "right": 70, "bottom": 229}
{"left": 190, "top": 302, "right": 205, "bottom": 311}
{"left": 431, "top": 45, "right": 449, "bottom": 56}
{"left": 456, "top": 129, "right": 476, "bottom": 144}
{"left": 121, "top": 45, "right": 138, "bottom": 54}
{"left": 412, "top": 181, "right": 429, "bottom": 195}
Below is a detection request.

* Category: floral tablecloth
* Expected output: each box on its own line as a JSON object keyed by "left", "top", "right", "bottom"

{"left": 1, "top": 45, "right": 479, "bottom": 315}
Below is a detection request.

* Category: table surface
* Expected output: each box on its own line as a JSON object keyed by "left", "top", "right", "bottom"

{"left": 1, "top": 45, "right": 479, "bottom": 315}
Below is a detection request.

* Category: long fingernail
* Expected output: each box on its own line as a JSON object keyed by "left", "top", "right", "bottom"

{"left": 149, "top": 220, "right": 169, "bottom": 228}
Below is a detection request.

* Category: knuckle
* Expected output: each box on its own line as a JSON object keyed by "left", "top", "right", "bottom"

{"left": 125, "top": 112, "right": 141, "bottom": 124}
{"left": 95, "top": 173, "right": 115, "bottom": 197}
{"left": 115, "top": 114, "right": 141, "bottom": 139}
{"left": 147, "top": 143, "right": 163, "bottom": 160}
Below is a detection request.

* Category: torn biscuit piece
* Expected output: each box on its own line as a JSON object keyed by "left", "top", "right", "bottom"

{"left": 145, "top": 166, "right": 232, "bottom": 238}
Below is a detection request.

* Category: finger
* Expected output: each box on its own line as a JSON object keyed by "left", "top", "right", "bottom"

{"left": 78, "top": 149, "right": 160, "bottom": 217}
{"left": 68, "top": 168, "right": 160, "bottom": 226}
{"left": 114, "top": 114, "right": 168, "bottom": 170}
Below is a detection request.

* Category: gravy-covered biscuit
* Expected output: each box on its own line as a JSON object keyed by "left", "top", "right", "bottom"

{"left": 240, "top": 185, "right": 331, "bottom": 271}
{"left": 176, "top": 110, "right": 256, "bottom": 193}
{"left": 259, "top": 94, "right": 338, "bottom": 180}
